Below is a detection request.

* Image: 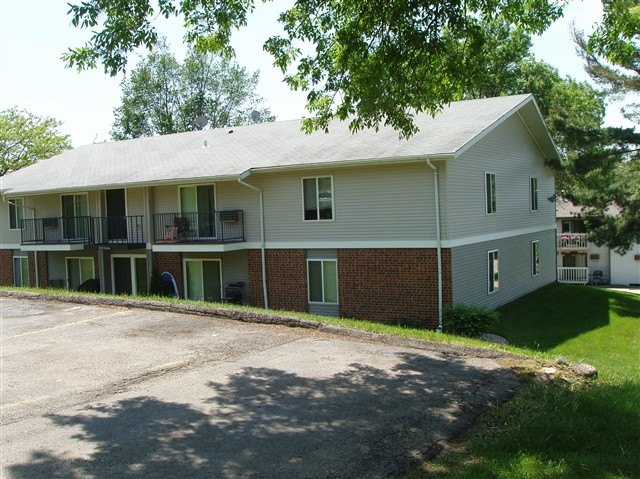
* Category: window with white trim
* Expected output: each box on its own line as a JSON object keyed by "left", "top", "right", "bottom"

{"left": 303, "top": 176, "right": 333, "bottom": 220}
{"left": 13, "top": 256, "right": 29, "bottom": 287}
{"left": 488, "top": 250, "right": 499, "bottom": 293}
{"left": 9, "top": 198, "right": 24, "bottom": 230}
{"left": 485, "top": 172, "right": 496, "bottom": 214}
{"left": 530, "top": 177, "right": 538, "bottom": 212}
{"left": 308, "top": 259, "right": 338, "bottom": 303}
{"left": 531, "top": 241, "right": 540, "bottom": 276}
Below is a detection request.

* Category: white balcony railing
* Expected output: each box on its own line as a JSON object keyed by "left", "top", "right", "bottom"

{"left": 557, "top": 267, "right": 589, "bottom": 285}
{"left": 557, "top": 233, "right": 588, "bottom": 249}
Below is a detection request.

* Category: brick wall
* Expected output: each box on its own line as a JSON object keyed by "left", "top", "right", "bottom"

{"left": 155, "top": 252, "right": 183, "bottom": 297}
{"left": 248, "top": 249, "right": 308, "bottom": 312}
{"left": 338, "top": 248, "right": 452, "bottom": 329}
{"left": 0, "top": 250, "right": 13, "bottom": 286}
{"left": 37, "top": 252, "right": 48, "bottom": 287}
{"left": 248, "top": 247, "right": 452, "bottom": 329}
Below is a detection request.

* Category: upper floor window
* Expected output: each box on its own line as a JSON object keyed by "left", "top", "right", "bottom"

{"left": 530, "top": 177, "right": 538, "bottom": 212}
{"left": 485, "top": 172, "right": 496, "bottom": 214}
{"left": 8, "top": 198, "right": 24, "bottom": 230}
{"left": 488, "top": 249, "right": 499, "bottom": 293}
{"left": 303, "top": 176, "right": 333, "bottom": 221}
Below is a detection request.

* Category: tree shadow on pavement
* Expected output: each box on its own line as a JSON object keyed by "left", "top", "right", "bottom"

{"left": 8, "top": 352, "right": 520, "bottom": 479}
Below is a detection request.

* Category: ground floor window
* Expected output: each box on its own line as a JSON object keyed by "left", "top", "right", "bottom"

{"left": 13, "top": 256, "right": 29, "bottom": 287}
{"left": 308, "top": 259, "right": 338, "bottom": 303}
{"left": 184, "top": 259, "right": 222, "bottom": 302}
{"left": 66, "top": 257, "right": 94, "bottom": 291}
{"left": 531, "top": 240, "right": 540, "bottom": 276}
{"left": 112, "top": 255, "right": 148, "bottom": 296}
{"left": 488, "top": 250, "right": 499, "bottom": 293}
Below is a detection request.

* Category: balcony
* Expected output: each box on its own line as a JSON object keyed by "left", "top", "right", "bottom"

{"left": 153, "top": 211, "right": 245, "bottom": 244}
{"left": 557, "top": 233, "right": 588, "bottom": 250}
{"left": 21, "top": 216, "right": 145, "bottom": 247}
{"left": 557, "top": 267, "right": 589, "bottom": 285}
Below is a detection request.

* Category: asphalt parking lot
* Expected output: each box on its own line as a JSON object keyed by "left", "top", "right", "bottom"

{"left": 1, "top": 296, "right": 521, "bottom": 478}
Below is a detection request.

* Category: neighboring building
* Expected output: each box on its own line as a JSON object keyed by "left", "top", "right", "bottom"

{"left": 0, "top": 94, "right": 559, "bottom": 329}
{"left": 556, "top": 201, "right": 640, "bottom": 286}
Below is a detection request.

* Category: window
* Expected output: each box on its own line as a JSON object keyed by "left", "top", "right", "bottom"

{"left": 531, "top": 241, "right": 540, "bottom": 276}
{"left": 62, "top": 193, "right": 89, "bottom": 240}
{"left": 13, "top": 256, "right": 29, "bottom": 287}
{"left": 485, "top": 173, "right": 496, "bottom": 214}
{"left": 303, "top": 177, "right": 333, "bottom": 220}
{"left": 9, "top": 198, "right": 24, "bottom": 230}
{"left": 66, "top": 257, "right": 94, "bottom": 291}
{"left": 530, "top": 177, "right": 538, "bottom": 212}
{"left": 184, "top": 259, "right": 222, "bottom": 302}
{"left": 308, "top": 259, "right": 338, "bottom": 303}
{"left": 179, "top": 185, "right": 216, "bottom": 238}
{"left": 488, "top": 250, "right": 499, "bottom": 293}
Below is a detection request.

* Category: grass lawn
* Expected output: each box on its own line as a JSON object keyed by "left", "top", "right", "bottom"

{"left": 410, "top": 284, "right": 640, "bottom": 479}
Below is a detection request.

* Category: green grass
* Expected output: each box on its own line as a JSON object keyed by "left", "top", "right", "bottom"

{"left": 411, "top": 284, "right": 640, "bottom": 479}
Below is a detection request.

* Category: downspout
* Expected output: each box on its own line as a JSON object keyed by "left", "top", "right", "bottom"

{"left": 237, "top": 170, "right": 269, "bottom": 309}
{"left": 426, "top": 160, "right": 443, "bottom": 332}
{"left": 4, "top": 197, "right": 39, "bottom": 287}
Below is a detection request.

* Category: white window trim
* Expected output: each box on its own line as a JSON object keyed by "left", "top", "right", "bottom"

{"left": 177, "top": 183, "right": 217, "bottom": 213}
{"left": 488, "top": 249, "right": 499, "bottom": 294}
{"left": 302, "top": 175, "right": 335, "bottom": 222}
{"left": 530, "top": 177, "right": 538, "bottom": 212}
{"left": 183, "top": 258, "right": 223, "bottom": 301}
{"left": 13, "top": 255, "right": 29, "bottom": 287}
{"left": 111, "top": 254, "right": 147, "bottom": 296}
{"left": 484, "top": 172, "right": 497, "bottom": 215}
{"left": 65, "top": 256, "right": 95, "bottom": 290}
{"left": 307, "top": 258, "right": 339, "bottom": 304}
{"left": 8, "top": 197, "right": 24, "bottom": 230}
{"left": 531, "top": 240, "right": 540, "bottom": 276}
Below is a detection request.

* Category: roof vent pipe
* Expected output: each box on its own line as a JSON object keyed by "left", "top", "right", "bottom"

{"left": 202, "top": 140, "right": 209, "bottom": 148}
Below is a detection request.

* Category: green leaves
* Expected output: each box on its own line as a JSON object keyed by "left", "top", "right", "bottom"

{"left": 64, "top": 0, "right": 566, "bottom": 136}
{"left": 0, "top": 108, "right": 72, "bottom": 176}
{"left": 111, "top": 41, "right": 274, "bottom": 139}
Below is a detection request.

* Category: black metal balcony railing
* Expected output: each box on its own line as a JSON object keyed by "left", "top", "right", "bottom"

{"left": 154, "top": 211, "right": 244, "bottom": 244}
{"left": 21, "top": 216, "right": 145, "bottom": 245}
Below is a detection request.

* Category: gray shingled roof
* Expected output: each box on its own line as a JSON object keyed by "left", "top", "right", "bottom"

{"left": 1, "top": 94, "right": 557, "bottom": 195}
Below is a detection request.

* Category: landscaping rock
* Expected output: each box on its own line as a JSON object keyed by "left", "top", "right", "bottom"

{"left": 554, "top": 356, "right": 570, "bottom": 366}
{"left": 571, "top": 362, "right": 598, "bottom": 379}
{"left": 480, "top": 333, "right": 509, "bottom": 344}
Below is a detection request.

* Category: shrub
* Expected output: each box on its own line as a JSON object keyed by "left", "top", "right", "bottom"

{"left": 147, "top": 266, "right": 171, "bottom": 297}
{"left": 443, "top": 304, "right": 500, "bottom": 337}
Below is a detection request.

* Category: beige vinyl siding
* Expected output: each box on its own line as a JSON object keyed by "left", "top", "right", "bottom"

{"left": 451, "top": 228, "right": 556, "bottom": 309}
{"left": 216, "top": 181, "right": 261, "bottom": 243}
{"left": 125, "top": 188, "right": 145, "bottom": 216}
{"left": 251, "top": 162, "right": 437, "bottom": 244}
{"left": 444, "top": 115, "right": 555, "bottom": 241}
{"left": 1, "top": 199, "right": 24, "bottom": 247}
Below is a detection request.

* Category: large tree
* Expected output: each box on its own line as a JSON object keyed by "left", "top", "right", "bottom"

{"left": 564, "top": 0, "right": 640, "bottom": 252}
{"left": 111, "top": 42, "right": 274, "bottom": 139}
{"left": 0, "top": 108, "right": 72, "bottom": 177}
{"left": 63, "top": 0, "right": 565, "bottom": 138}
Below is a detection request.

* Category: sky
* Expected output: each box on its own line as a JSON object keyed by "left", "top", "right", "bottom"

{"left": 0, "top": 0, "right": 633, "bottom": 147}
